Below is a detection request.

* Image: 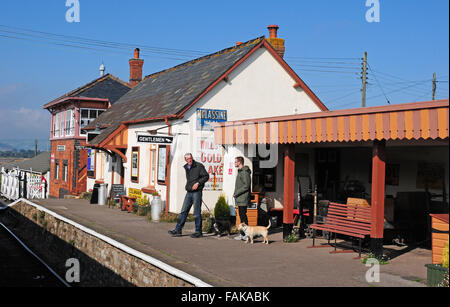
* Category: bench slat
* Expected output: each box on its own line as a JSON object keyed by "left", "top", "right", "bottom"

{"left": 310, "top": 202, "right": 372, "bottom": 239}
{"left": 325, "top": 219, "right": 371, "bottom": 231}
{"left": 310, "top": 224, "right": 367, "bottom": 238}
{"left": 312, "top": 222, "right": 371, "bottom": 233}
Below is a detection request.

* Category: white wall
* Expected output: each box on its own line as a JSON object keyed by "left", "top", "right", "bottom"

{"left": 91, "top": 46, "right": 325, "bottom": 214}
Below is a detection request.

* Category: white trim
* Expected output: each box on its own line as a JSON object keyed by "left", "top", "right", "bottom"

{"left": 8, "top": 199, "right": 212, "bottom": 287}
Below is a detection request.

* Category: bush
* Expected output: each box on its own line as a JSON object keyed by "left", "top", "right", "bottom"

{"left": 443, "top": 241, "right": 449, "bottom": 269}
{"left": 202, "top": 216, "right": 213, "bottom": 233}
{"left": 213, "top": 195, "right": 230, "bottom": 220}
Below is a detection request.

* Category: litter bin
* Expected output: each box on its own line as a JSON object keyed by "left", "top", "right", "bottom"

{"left": 90, "top": 184, "right": 100, "bottom": 204}
{"left": 98, "top": 183, "right": 106, "bottom": 206}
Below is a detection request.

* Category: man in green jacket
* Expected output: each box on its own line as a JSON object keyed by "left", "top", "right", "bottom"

{"left": 233, "top": 156, "right": 251, "bottom": 240}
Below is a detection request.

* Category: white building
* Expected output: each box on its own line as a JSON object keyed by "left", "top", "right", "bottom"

{"left": 85, "top": 26, "right": 328, "bottom": 214}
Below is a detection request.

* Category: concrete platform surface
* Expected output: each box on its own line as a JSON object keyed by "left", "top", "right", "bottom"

{"left": 29, "top": 198, "right": 429, "bottom": 287}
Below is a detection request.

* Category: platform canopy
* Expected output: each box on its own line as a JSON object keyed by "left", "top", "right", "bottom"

{"left": 214, "top": 100, "right": 449, "bottom": 145}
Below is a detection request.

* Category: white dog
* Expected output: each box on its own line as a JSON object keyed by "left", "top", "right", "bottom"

{"left": 237, "top": 220, "right": 271, "bottom": 244}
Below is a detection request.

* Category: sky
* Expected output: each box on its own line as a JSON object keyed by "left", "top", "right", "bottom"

{"left": 0, "top": 0, "right": 448, "bottom": 143}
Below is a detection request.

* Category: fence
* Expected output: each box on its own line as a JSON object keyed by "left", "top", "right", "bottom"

{"left": 1, "top": 167, "right": 49, "bottom": 201}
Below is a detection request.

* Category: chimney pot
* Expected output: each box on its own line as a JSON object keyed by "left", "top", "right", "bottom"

{"left": 267, "top": 25, "right": 279, "bottom": 38}
{"left": 134, "top": 48, "right": 140, "bottom": 59}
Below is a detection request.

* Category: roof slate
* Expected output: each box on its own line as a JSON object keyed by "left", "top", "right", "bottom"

{"left": 2, "top": 151, "right": 51, "bottom": 174}
{"left": 43, "top": 74, "right": 132, "bottom": 109}
{"left": 87, "top": 37, "right": 264, "bottom": 145}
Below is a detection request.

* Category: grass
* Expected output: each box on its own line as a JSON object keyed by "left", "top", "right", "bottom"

{"left": 361, "top": 253, "right": 389, "bottom": 265}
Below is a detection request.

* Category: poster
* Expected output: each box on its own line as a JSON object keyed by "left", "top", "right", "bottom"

{"left": 196, "top": 138, "right": 224, "bottom": 190}
{"left": 158, "top": 146, "right": 167, "bottom": 183}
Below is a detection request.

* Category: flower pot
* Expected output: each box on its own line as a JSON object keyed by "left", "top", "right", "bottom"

{"left": 425, "top": 264, "right": 449, "bottom": 287}
{"left": 137, "top": 205, "right": 150, "bottom": 216}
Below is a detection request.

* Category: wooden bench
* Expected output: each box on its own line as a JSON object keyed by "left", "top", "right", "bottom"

{"left": 309, "top": 202, "right": 372, "bottom": 258}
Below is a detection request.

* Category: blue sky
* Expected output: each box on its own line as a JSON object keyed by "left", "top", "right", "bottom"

{"left": 0, "top": 0, "right": 448, "bottom": 142}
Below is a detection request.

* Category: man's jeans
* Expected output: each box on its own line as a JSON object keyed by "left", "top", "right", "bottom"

{"left": 175, "top": 191, "right": 203, "bottom": 233}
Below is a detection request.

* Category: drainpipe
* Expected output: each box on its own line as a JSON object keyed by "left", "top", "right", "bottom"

{"left": 165, "top": 116, "right": 171, "bottom": 214}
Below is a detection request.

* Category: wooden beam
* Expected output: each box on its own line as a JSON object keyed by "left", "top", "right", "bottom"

{"left": 283, "top": 144, "right": 295, "bottom": 239}
{"left": 370, "top": 139, "right": 386, "bottom": 257}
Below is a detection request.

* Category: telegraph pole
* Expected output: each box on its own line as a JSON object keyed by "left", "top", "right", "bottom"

{"left": 361, "top": 52, "right": 368, "bottom": 107}
{"left": 432, "top": 72, "right": 436, "bottom": 101}
{"left": 35, "top": 139, "right": 38, "bottom": 157}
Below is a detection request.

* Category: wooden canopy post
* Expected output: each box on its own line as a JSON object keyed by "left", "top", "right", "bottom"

{"left": 283, "top": 144, "right": 295, "bottom": 241}
{"left": 371, "top": 139, "right": 386, "bottom": 258}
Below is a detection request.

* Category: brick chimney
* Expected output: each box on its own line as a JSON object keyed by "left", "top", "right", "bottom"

{"left": 129, "top": 48, "right": 144, "bottom": 87}
{"left": 266, "top": 25, "right": 285, "bottom": 58}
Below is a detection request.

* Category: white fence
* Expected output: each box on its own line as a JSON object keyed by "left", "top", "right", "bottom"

{"left": 1, "top": 167, "right": 49, "bottom": 201}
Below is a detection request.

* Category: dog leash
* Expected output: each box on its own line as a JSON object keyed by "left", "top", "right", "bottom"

{"left": 201, "top": 200, "right": 213, "bottom": 217}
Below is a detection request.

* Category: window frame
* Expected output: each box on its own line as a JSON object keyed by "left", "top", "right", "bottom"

{"left": 87, "top": 149, "right": 96, "bottom": 179}
{"left": 131, "top": 147, "right": 140, "bottom": 183}
{"left": 157, "top": 145, "right": 168, "bottom": 185}
{"left": 54, "top": 159, "right": 60, "bottom": 180}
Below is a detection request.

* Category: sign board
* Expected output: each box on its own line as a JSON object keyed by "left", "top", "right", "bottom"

{"left": 196, "top": 138, "right": 224, "bottom": 190}
{"left": 196, "top": 108, "right": 227, "bottom": 131}
{"left": 51, "top": 153, "right": 55, "bottom": 164}
{"left": 128, "top": 188, "right": 142, "bottom": 199}
{"left": 137, "top": 135, "right": 173, "bottom": 144}
{"left": 75, "top": 145, "right": 89, "bottom": 150}
{"left": 57, "top": 145, "right": 66, "bottom": 152}
{"left": 110, "top": 184, "right": 125, "bottom": 200}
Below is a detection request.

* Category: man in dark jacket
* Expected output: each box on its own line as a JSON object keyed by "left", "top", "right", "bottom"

{"left": 233, "top": 156, "right": 252, "bottom": 240}
{"left": 169, "top": 153, "right": 209, "bottom": 238}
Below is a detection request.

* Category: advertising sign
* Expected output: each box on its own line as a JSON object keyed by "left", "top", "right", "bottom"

{"left": 196, "top": 138, "right": 223, "bottom": 190}
{"left": 128, "top": 188, "right": 142, "bottom": 199}
{"left": 196, "top": 108, "right": 227, "bottom": 131}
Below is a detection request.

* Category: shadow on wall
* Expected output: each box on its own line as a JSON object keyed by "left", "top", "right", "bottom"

{"left": 0, "top": 207, "right": 136, "bottom": 287}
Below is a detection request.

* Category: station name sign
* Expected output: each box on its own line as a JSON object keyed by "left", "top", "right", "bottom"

{"left": 137, "top": 135, "right": 173, "bottom": 144}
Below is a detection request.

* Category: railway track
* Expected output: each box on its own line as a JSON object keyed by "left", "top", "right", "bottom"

{"left": 0, "top": 202, "right": 69, "bottom": 287}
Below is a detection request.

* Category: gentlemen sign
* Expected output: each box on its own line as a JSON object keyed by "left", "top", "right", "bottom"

{"left": 137, "top": 135, "right": 173, "bottom": 144}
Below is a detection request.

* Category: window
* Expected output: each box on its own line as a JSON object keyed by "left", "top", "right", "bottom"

{"left": 54, "top": 159, "right": 60, "bottom": 180}
{"left": 87, "top": 149, "right": 96, "bottom": 178}
{"left": 63, "top": 160, "right": 68, "bottom": 182}
{"left": 149, "top": 145, "right": 157, "bottom": 186}
{"left": 252, "top": 154, "right": 276, "bottom": 192}
{"left": 157, "top": 145, "right": 167, "bottom": 184}
{"left": 53, "top": 112, "right": 60, "bottom": 137}
{"left": 64, "top": 109, "right": 75, "bottom": 136}
{"left": 80, "top": 109, "right": 105, "bottom": 135}
{"left": 131, "top": 147, "right": 139, "bottom": 183}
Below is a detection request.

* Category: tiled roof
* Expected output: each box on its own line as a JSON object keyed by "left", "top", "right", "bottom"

{"left": 2, "top": 151, "right": 51, "bottom": 174}
{"left": 43, "top": 74, "right": 132, "bottom": 109}
{"left": 87, "top": 37, "right": 265, "bottom": 145}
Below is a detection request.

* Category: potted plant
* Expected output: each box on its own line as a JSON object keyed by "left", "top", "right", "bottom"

{"left": 426, "top": 240, "right": 449, "bottom": 287}
{"left": 136, "top": 196, "right": 150, "bottom": 216}
{"left": 214, "top": 195, "right": 231, "bottom": 222}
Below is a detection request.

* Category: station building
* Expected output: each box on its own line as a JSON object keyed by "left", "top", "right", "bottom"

{"left": 85, "top": 25, "right": 329, "bottom": 214}
{"left": 43, "top": 73, "right": 132, "bottom": 198}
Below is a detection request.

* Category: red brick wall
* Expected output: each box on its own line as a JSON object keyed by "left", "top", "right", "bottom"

{"left": 50, "top": 139, "right": 88, "bottom": 198}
